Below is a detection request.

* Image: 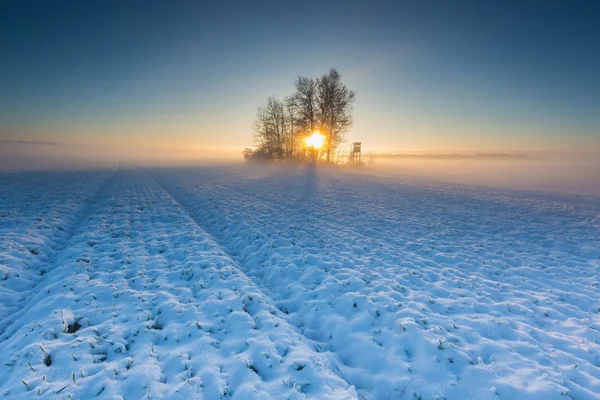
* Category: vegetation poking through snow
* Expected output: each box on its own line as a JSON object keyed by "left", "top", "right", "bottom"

{"left": 0, "top": 167, "right": 598, "bottom": 399}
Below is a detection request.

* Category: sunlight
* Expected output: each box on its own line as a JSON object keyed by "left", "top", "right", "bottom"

{"left": 305, "top": 131, "right": 325, "bottom": 149}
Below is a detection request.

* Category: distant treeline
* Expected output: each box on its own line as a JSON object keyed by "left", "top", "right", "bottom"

{"left": 372, "top": 153, "right": 530, "bottom": 160}
{"left": 243, "top": 68, "right": 355, "bottom": 163}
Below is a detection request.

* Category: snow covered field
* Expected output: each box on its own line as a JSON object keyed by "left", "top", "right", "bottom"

{"left": 0, "top": 166, "right": 599, "bottom": 399}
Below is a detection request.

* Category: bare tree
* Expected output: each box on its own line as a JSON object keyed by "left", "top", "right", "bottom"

{"left": 287, "top": 76, "right": 318, "bottom": 136}
{"left": 242, "top": 148, "right": 254, "bottom": 160}
{"left": 247, "top": 69, "right": 355, "bottom": 163}
{"left": 253, "top": 96, "right": 288, "bottom": 159}
{"left": 317, "top": 68, "right": 355, "bottom": 162}
{"left": 284, "top": 101, "right": 298, "bottom": 160}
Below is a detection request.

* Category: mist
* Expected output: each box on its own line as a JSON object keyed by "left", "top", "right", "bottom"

{"left": 0, "top": 141, "right": 241, "bottom": 172}
{"left": 364, "top": 152, "right": 600, "bottom": 196}
{"left": 2, "top": 141, "right": 598, "bottom": 196}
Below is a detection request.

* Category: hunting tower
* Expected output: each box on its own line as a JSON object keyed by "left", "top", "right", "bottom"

{"left": 350, "top": 142, "right": 362, "bottom": 165}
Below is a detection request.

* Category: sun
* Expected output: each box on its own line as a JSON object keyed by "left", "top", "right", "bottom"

{"left": 305, "top": 131, "right": 325, "bottom": 149}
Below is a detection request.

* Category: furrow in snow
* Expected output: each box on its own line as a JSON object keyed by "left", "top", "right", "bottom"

{"left": 150, "top": 167, "right": 600, "bottom": 400}
{"left": 0, "top": 169, "right": 357, "bottom": 399}
{"left": 0, "top": 171, "right": 114, "bottom": 336}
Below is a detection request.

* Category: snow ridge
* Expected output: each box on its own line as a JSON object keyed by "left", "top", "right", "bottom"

{"left": 1, "top": 166, "right": 599, "bottom": 399}
{"left": 0, "top": 171, "right": 113, "bottom": 334}
{"left": 151, "top": 167, "right": 600, "bottom": 400}
{"left": 0, "top": 170, "right": 356, "bottom": 399}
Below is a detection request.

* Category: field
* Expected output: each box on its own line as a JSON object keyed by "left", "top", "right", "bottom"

{"left": 0, "top": 166, "right": 599, "bottom": 399}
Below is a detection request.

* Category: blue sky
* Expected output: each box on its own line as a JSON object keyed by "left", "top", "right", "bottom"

{"left": 1, "top": 0, "right": 598, "bottom": 155}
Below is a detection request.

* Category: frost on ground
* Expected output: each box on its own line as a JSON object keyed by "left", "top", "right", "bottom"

{"left": 0, "top": 166, "right": 599, "bottom": 400}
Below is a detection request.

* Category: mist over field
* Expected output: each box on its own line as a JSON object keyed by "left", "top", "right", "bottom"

{"left": 3, "top": 141, "right": 598, "bottom": 196}
{"left": 0, "top": 141, "right": 239, "bottom": 171}
{"left": 366, "top": 153, "right": 600, "bottom": 195}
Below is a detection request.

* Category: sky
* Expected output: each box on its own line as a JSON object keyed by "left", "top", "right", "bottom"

{"left": 1, "top": 0, "right": 599, "bottom": 160}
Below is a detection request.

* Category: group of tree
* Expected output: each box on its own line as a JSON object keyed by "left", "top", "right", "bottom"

{"left": 243, "top": 68, "right": 355, "bottom": 163}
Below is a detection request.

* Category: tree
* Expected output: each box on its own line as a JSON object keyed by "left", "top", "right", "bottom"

{"left": 242, "top": 148, "right": 254, "bottom": 160}
{"left": 317, "top": 68, "right": 355, "bottom": 162}
{"left": 253, "top": 96, "right": 288, "bottom": 160}
{"left": 246, "top": 69, "right": 355, "bottom": 163}
{"left": 287, "top": 76, "right": 318, "bottom": 136}
{"left": 284, "top": 101, "right": 298, "bottom": 160}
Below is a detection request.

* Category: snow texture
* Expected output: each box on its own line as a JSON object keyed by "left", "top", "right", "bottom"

{"left": 0, "top": 166, "right": 599, "bottom": 400}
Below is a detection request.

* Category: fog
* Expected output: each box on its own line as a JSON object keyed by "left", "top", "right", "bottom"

{"left": 1, "top": 141, "right": 598, "bottom": 196}
{"left": 365, "top": 154, "right": 600, "bottom": 196}
{"left": 0, "top": 141, "right": 240, "bottom": 171}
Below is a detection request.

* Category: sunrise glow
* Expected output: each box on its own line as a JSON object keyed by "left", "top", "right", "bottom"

{"left": 305, "top": 131, "right": 325, "bottom": 150}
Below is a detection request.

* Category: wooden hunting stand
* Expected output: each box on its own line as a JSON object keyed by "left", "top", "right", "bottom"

{"left": 350, "top": 142, "right": 362, "bottom": 165}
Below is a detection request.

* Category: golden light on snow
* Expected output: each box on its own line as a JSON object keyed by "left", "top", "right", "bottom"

{"left": 305, "top": 131, "right": 325, "bottom": 149}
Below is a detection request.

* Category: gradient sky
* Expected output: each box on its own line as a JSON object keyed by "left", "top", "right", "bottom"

{"left": 1, "top": 0, "right": 599, "bottom": 157}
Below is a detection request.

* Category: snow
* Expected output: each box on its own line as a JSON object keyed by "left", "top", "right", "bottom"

{"left": 1, "top": 166, "right": 599, "bottom": 399}
{"left": 0, "top": 171, "right": 111, "bottom": 329}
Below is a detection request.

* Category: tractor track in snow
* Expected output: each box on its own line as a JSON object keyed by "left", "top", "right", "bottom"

{"left": 0, "top": 170, "right": 117, "bottom": 339}
{"left": 144, "top": 170, "right": 360, "bottom": 395}
{"left": 0, "top": 169, "right": 357, "bottom": 399}
{"left": 148, "top": 167, "right": 600, "bottom": 400}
